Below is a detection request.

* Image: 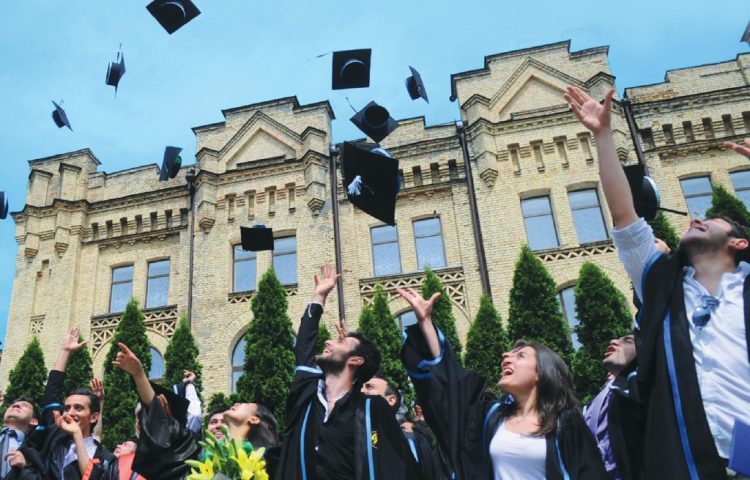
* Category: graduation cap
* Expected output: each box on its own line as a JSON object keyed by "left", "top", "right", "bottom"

{"left": 150, "top": 381, "right": 190, "bottom": 426}
{"left": 105, "top": 48, "right": 126, "bottom": 94}
{"left": 332, "top": 49, "right": 371, "bottom": 90}
{"left": 0, "top": 192, "right": 8, "bottom": 220}
{"left": 146, "top": 0, "right": 201, "bottom": 34}
{"left": 742, "top": 21, "right": 750, "bottom": 46}
{"left": 159, "top": 146, "right": 182, "bottom": 181}
{"left": 624, "top": 164, "right": 686, "bottom": 220}
{"left": 350, "top": 101, "right": 399, "bottom": 143}
{"left": 405, "top": 66, "right": 429, "bottom": 103}
{"left": 240, "top": 224, "right": 274, "bottom": 252}
{"left": 340, "top": 141, "right": 399, "bottom": 225}
{"left": 51, "top": 101, "right": 72, "bottom": 131}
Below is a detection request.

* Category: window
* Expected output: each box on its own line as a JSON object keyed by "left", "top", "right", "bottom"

{"left": 149, "top": 348, "right": 165, "bottom": 381}
{"left": 568, "top": 189, "right": 608, "bottom": 244}
{"left": 231, "top": 336, "right": 246, "bottom": 393}
{"left": 521, "top": 196, "right": 559, "bottom": 251}
{"left": 146, "top": 260, "right": 170, "bottom": 308}
{"left": 274, "top": 236, "right": 297, "bottom": 285}
{"left": 731, "top": 170, "right": 750, "bottom": 210}
{"left": 414, "top": 218, "right": 446, "bottom": 269}
{"left": 397, "top": 311, "right": 417, "bottom": 331}
{"left": 680, "top": 176, "right": 713, "bottom": 219}
{"left": 109, "top": 265, "right": 133, "bottom": 313}
{"left": 371, "top": 225, "right": 401, "bottom": 276}
{"left": 558, "top": 287, "right": 581, "bottom": 350}
{"left": 233, "top": 245, "right": 257, "bottom": 293}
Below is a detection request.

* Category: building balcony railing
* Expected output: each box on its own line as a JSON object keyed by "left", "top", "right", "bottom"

{"left": 358, "top": 266, "right": 467, "bottom": 310}
{"left": 90, "top": 304, "right": 179, "bottom": 355}
{"left": 534, "top": 239, "right": 615, "bottom": 263}
{"left": 227, "top": 284, "right": 299, "bottom": 304}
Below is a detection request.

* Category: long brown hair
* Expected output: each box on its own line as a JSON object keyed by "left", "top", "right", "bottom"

{"left": 512, "top": 339, "right": 579, "bottom": 436}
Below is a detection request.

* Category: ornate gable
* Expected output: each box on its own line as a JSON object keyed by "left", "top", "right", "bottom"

{"left": 222, "top": 111, "right": 302, "bottom": 171}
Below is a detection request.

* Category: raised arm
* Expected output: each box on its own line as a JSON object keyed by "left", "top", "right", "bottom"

{"left": 295, "top": 263, "right": 341, "bottom": 367}
{"left": 564, "top": 87, "right": 638, "bottom": 228}
{"left": 89, "top": 378, "right": 105, "bottom": 442}
{"left": 52, "top": 326, "right": 86, "bottom": 373}
{"left": 724, "top": 139, "right": 750, "bottom": 160}
{"left": 112, "top": 343, "right": 155, "bottom": 407}
{"left": 396, "top": 288, "right": 441, "bottom": 359}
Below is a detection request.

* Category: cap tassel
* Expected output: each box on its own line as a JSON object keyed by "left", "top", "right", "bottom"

{"left": 347, "top": 175, "right": 363, "bottom": 196}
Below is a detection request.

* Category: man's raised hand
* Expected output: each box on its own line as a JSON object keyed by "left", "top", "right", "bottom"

{"left": 564, "top": 86, "right": 614, "bottom": 135}
{"left": 112, "top": 343, "right": 145, "bottom": 377}
{"left": 724, "top": 139, "right": 750, "bottom": 160}
{"left": 312, "top": 262, "right": 341, "bottom": 304}
{"left": 62, "top": 326, "right": 86, "bottom": 353}
{"left": 396, "top": 287, "right": 440, "bottom": 324}
{"left": 89, "top": 378, "right": 104, "bottom": 402}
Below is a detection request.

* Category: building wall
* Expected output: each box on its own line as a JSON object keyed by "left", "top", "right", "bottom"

{"left": 3, "top": 44, "right": 749, "bottom": 398}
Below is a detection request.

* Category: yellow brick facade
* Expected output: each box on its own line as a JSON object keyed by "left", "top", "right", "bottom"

{"left": 3, "top": 41, "right": 749, "bottom": 399}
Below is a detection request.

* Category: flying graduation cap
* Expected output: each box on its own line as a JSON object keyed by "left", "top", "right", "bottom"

{"left": 405, "top": 66, "right": 429, "bottom": 103}
{"left": 159, "top": 147, "right": 182, "bottom": 181}
{"left": 51, "top": 101, "right": 72, "bottom": 131}
{"left": 240, "top": 224, "right": 274, "bottom": 251}
{"left": 0, "top": 192, "right": 8, "bottom": 220}
{"left": 147, "top": 0, "right": 201, "bottom": 34}
{"left": 350, "top": 101, "right": 399, "bottom": 143}
{"left": 624, "top": 164, "right": 686, "bottom": 221}
{"left": 742, "top": 21, "right": 750, "bottom": 46}
{"left": 332, "top": 49, "right": 372, "bottom": 90}
{"left": 341, "top": 141, "right": 400, "bottom": 225}
{"left": 105, "top": 48, "right": 126, "bottom": 94}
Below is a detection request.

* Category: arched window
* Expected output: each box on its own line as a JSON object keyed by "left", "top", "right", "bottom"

{"left": 397, "top": 311, "right": 418, "bottom": 331}
{"left": 149, "top": 348, "right": 165, "bottom": 382}
{"left": 558, "top": 287, "right": 581, "bottom": 349}
{"left": 231, "top": 336, "right": 247, "bottom": 393}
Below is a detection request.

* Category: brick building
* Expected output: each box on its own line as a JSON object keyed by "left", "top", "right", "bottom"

{"left": 2, "top": 41, "right": 749, "bottom": 397}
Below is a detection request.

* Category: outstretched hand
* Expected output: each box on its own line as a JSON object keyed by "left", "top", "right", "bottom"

{"left": 396, "top": 288, "right": 441, "bottom": 324}
{"left": 564, "top": 86, "right": 614, "bottom": 135}
{"left": 312, "top": 262, "right": 341, "bottom": 304}
{"left": 724, "top": 139, "right": 750, "bottom": 160}
{"left": 89, "top": 378, "right": 104, "bottom": 401}
{"left": 112, "top": 343, "right": 144, "bottom": 377}
{"left": 335, "top": 318, "right": 348, "bottom": 340}
{"left": 62, "top": 326, "right": 86, "bottom": 353}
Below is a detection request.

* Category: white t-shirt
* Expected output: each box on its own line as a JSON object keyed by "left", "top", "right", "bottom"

{"left": 490, "top": 421, "right": 546, "bottom": 480}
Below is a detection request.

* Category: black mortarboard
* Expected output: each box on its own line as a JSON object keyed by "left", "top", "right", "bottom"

{"left": 159, "top": 147, "right": 182, "bottom": 181}
{"left": 147, "top": 0, "right": 201, "bottom": 34}
{"left": 340, "top": 141, "right": 399, "bottom": 225}
{"left": 624, "top": 164, "right": 661, "bottom": 221}
{"left": 52, "top": 101, "right": 72, "bottom": 131}
{"left": 150, "top": 381, "right": 190, "bottom": 426}
{"left": 332, "top": 49, "right": 371, "bottom": 90}
{"left": 0, "top": 192, "right": 8, "bottom": 220}
{"left": 240, "top": 224, "right": 274, "bottom": 251}
{"left": 350, "top": 101, "right": 399, "bottom": 143}
{"left": 742, "top": 21, "right": 750, "bottom": 46}
{"left": 405, "top": 66, "right": 429, "bottom": 103}
{"left": 105, "top": 49, "right": 126, "bottom": 94}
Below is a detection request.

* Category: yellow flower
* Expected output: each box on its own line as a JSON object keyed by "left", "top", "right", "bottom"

{"left": 186, "top": 458, "right": 215, "bottom": 480}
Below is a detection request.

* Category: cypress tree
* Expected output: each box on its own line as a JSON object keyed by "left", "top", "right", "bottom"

{"left": 3, "top": 337, "right": 47, "bottom": 410}
{"left": 464, "top": 295, "right": 509, "bottom": 388}
{"left": 421, "top": 268, "right": 462, "bottom": 357}
{"left": 63, "top": 336, "right": 93, "bottom": 395}
{"left": 647, "top": 211, "right": 680, "bottom": 251}
{"left": 102, "top": 299, "right": 152, "bottom": 448}
{"left": 357, "top": 285, "right": 412, "bottom": 404}
{"left": 572, "top": 262, "right": 633, "bottom": 401}
{"left": 163, "top": 315, "right": 203, "bottom": 393}
{"left": 508, "top": 245, "right": 573, "bottom": 361}
{"left": 315, "top": 324, "right": 332, "bottom": 355}
{"left": 235, "top": 268, "right": 295, "bottom": 428}
{"left": 705, "top": 183, "right": 750, "bottom": 227}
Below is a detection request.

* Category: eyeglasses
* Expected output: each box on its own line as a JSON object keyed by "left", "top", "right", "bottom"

{"left": 692, "top": 295, "right": 719, "bottom": 328}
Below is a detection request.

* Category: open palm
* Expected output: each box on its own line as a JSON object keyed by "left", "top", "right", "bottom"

{"left": 564, "top": 86, "right": 613, "bottom": 134}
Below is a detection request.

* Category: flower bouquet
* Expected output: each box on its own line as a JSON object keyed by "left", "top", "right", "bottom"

{"left": 186, "top": 426, "right": 268, "bottom": 480}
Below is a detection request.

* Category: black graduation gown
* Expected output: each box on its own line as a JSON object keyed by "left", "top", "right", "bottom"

{"left": 635, "top": 252, "right": 750, "bottom": 479}
{"left": 273, "top": 303, "right": 422, "bottom": 480}
{"left": 401, "top": 323, "right": 607, "bottom": 480}
{"left": 132, "top": 398, "right": 200, "bottom": 480}
{"left": 22, "top": 370, "right": 118, "bottom": 480}
{"left": 605, "top": 371, "right": 645, "bottom": 480}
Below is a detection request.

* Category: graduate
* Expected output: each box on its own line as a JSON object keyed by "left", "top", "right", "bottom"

{"left": 565, "top": 85, "right": 750, "bottom": 479}
{"left": 273, "top": 263, "right": 422, "bottom": 480}
{"left": 398, "top": 287, "right": 606, "bottom": 480}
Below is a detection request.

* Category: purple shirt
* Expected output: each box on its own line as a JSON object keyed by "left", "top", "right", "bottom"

{"left": 584, "top": 379, "right": 621, "bottom": 479}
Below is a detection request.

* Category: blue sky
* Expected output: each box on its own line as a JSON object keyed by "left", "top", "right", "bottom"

{"left": 0, "top": 0, "right": 747, "bottom": 345}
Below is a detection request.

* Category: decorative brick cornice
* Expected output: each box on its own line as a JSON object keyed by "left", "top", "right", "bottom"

{"left": 86, "top": 225, "right": 186, "bottom": 250}
{"left": 227, "top": 284, "right": 299, "bottom": 304}
{"left": 535, "top": 240, "right": 615, "bottom": 262}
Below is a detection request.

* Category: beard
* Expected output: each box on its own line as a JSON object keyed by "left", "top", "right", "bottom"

{"left": 678, "top": 230, "right": 729, "bottom": 258}
{"left": 315, "top": 354, "right": 347, "bottom": 375}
